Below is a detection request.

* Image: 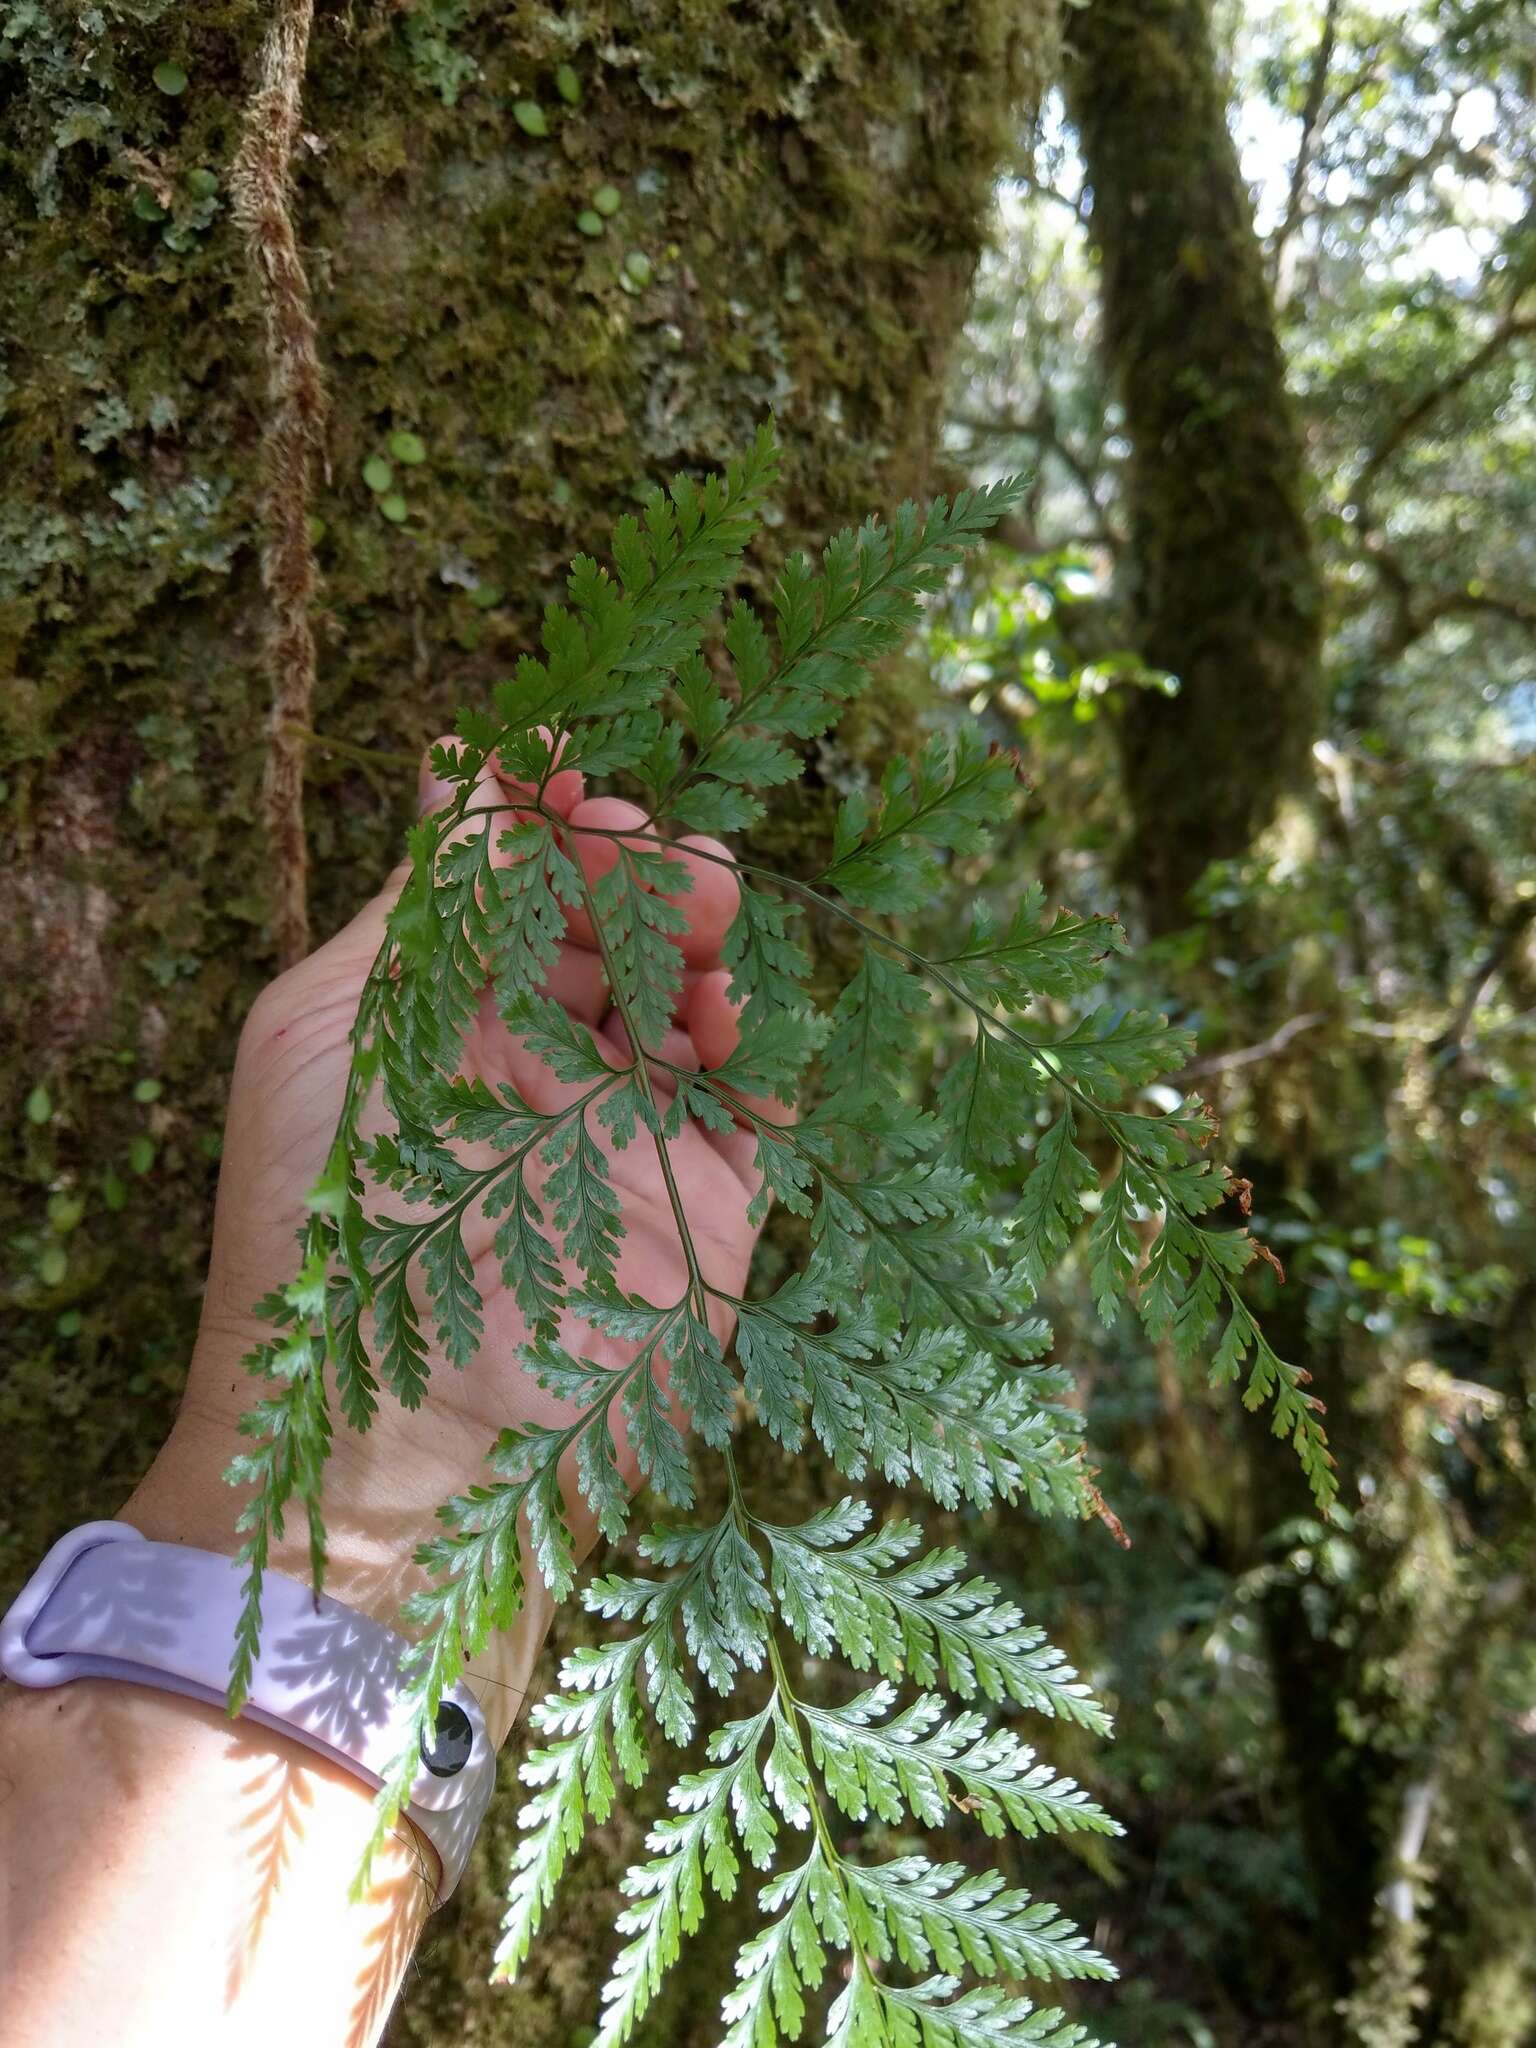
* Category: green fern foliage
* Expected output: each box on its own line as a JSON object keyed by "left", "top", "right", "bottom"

{"left": 225, "top": 421, "right": 1334, "bottom": 2043}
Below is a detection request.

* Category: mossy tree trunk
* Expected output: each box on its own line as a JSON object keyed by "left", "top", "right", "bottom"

{"left": 1062, "top": 0, "right": 1322, "bottom": 934}
{"left": 1, "top": 4, "right": 1056, "bottom": 2041}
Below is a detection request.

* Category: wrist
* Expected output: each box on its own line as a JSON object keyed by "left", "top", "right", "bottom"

{"left": 122, "top": 1391, "right": 551, "bottom": 1751}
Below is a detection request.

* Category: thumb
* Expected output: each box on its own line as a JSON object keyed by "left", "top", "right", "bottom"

{"left": 294, "top": 743, "right": 458, "bottom": 988}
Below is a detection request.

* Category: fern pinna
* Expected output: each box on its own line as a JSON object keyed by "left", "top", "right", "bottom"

{"left": 225, "top": 423, "right": 1333, "bottom": 2047}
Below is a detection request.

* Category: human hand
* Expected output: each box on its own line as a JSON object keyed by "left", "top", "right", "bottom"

{"left": 126, "top": 737, "right": 779, "bottom": 1742}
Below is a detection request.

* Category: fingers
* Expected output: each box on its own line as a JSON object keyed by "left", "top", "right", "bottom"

{"left": 540, "top": 940, "right": 609, "bottom": 1025}
{"left": 493, "top": 724, "right": 586, "bottom": 822}
{"left": 297, "top": 739, "right": 477, "bottom": 981}
{"left": 687, "top": 968, "right": 741, "bottom": 1072}
{"left": 555, "top": 803, "right": 789, "bottom": 1147}
{"left": 600, "top": 1013, "right": 701, "bottom": 1074}
{"left": 682, "top": 971, "right": 793, "bottom": 1192}
{"left": 688, "top": 971, "right": 797, "bottom": 1127}
{"left": 415, "top": 746, "right": 459, "bottom": 823}
{"left": 596, "top": 1012, "right": 700, "bottom": 1113}
{"left": 562, "top": 797, "right": 652, "bottom": 948}
{"left": 431, "top": 730, "right": 589, "bottom": 981}
{"left": 664, "top": 835, "right": 741, "bottom": 968}
{"left": 562, "top": 799, "right": 740, "bottom": 969}
{"left": 477, "top": 985, "right": 615, "bottom": 1117}
{"left": 314, "top": 733, "right": 785, "bottom": 1162}
{"left": 303, "top": 729, "right": 581, "bottom": 992}
{"left": 427, "top": 726, "right": 588, "bottom": 880}
{"left": 436, "top": 742, "right": 517, "bottom": 860}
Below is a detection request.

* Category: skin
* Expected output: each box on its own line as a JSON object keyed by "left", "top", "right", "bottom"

{"left": 0, "top": 738, "right": 785, "bottom": 2048}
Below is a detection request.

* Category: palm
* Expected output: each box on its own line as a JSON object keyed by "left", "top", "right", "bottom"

{"left": 445, "top": 978, "right": 759, "bottom": 1522}
{"left": 190, "top": 752, "right": 768, "bottom": 1570}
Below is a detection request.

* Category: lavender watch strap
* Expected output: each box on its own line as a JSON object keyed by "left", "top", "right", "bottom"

{"left": 0, "top": 1521, "right": 494, "bottom": 1902}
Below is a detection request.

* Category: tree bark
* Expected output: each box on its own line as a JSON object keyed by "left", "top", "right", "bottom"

{"left": 1, "top": 3, "right": 1058, "bottom": 2040}
{"left": 1062, "top": 0, "right": 1323, "bottom": 932}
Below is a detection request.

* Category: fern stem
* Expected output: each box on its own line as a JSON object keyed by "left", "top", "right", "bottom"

{"left": 375, "top": 1086, "right": 608, "bottom": 1284}
{"left": 645, "top": 505, "right": 972, "bottom": 821}
{"left": 567, "top": 838, "right": 707, "bottom": 1313}
{"left": 549, "top": 809, "right": 1262, "bottom": 1331}
{"left": 721, "top": 1445, "right": 879, "bottom": 1996}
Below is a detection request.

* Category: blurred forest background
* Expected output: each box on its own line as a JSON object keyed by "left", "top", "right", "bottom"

{"left": 3, "top": 2, "right": 1533, "bottom": 2045}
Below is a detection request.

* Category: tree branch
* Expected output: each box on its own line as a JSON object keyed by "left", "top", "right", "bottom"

{"left": 1270, "top": 0, "right": 1341, "bottom": 284}
{"left": 1350, "top": 305, "right": 1536, "bottom": 510}
{"left": 1175, "top": 1012, "right": 1329, "bottom": 1081}
{"left": 950, "top": 405, "right": 1120, "bottom": 542}
{"left": 1435, "top": 897, "right": 1536, "bottom": 1057}
{"left": 1355, "top": 529, "right": 1536, "bottom": 666}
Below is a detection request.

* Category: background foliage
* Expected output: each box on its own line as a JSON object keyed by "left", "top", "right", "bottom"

{"left": 945, "top": 3, "right": 1536, "bottom": 2041}
{"left": 3, "top": 2, "right": 1533, "bottom": 2045}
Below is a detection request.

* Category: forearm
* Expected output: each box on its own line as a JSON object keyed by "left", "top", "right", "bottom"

{"left": 0, "top": 1678, "right": 433, "bottom": 2048}
{"left": 0, "top": 1420, "right": 552, "bottom": 2048}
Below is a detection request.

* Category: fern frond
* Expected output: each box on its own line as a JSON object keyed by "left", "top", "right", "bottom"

{"left": 224, "top": 421, "right": 1334, "bottom": 2037}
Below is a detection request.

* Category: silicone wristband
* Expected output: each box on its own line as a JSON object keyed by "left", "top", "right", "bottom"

{"left": 0, "top": 1521, "right": 494, "bottom": 1903}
